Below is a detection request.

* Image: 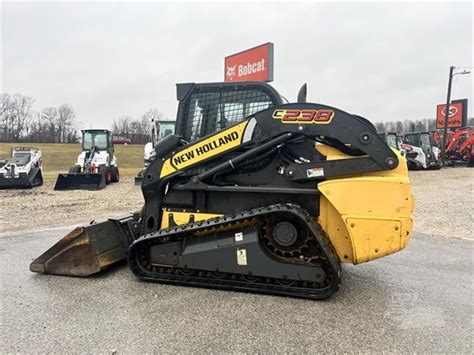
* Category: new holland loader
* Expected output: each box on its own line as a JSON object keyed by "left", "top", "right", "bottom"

{"left": 30, "top": 81, "right": 414, "bottom": 299}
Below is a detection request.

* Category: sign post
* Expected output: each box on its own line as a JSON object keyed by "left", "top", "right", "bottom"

{"left": 439, "top": 66, "right": 470, "bottom": 165}
{"left": 224, "top": 43, "right": 274, "bottom": 82}
{"left": 441, "top": 66, "right": 455, "bottom": 165}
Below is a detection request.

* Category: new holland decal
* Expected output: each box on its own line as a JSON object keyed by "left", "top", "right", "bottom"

{"left": 272, "top": 109, "right": 335, "bottom": 124}
{"left": 172, "top": 131, "right": 239, "bottom": 166}
{"left": 159, "top": 120, "right": 254, "bottom": 178}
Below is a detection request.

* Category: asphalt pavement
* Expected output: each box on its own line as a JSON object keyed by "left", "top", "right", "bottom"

{"left": 1, "top": 228, "right": 472, "bottom": 353}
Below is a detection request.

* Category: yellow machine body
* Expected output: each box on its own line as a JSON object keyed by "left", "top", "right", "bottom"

{"left": 317, "top": 146, "right": 414, "bottom": 264}
{"left": 159, "top": 144, "right": 414, "bottom": 265}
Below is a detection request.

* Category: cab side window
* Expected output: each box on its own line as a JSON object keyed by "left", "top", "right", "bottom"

{"left": 181, "top": 87, "right": 277, "bottom": 142}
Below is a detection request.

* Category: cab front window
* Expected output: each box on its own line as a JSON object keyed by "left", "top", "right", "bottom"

{"left": 83, "top": 132, "right": 108, "bottom": 150}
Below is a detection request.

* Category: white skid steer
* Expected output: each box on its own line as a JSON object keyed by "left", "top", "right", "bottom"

{"left": 54, "top": 129, "right": 119, "bottom": 190}
{"left": 0, "top": 147, "right": 43, "bottom": 188}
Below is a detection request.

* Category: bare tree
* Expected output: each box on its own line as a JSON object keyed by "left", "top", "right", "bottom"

{"left": 27, "top": 111, "right": 47, "bottom": 142}
{"left": 375, "top": 122, "right": 386, "bottom": 132}
{"left": 386, "top": 121, "right": 396, "bottom": 132}
{"left": 130, "top": 119, "right": 149, "bottom": 144}
{"left": 41, "top": 107, "right": 59, "bottom": 142}
{"left": 57, "top": 104, "right": 76, "bottom": 143}
{"left": 0, "top": 92, "right": 79, "bottom": 143}
{"left": 425, "top": 118, "right": 436, "bottom": 131}
{"left": 139, "top": 108, "right": 166, "bottom": 143}
{"left": 414, "top": 120, "right": 425, "bottom": 132}
{"left": 143, "top": 108, "right": 164, "bottom": 122}
{"left": 395, "top": 121, "right": 403, "bottom": 133}
{"left": 403, "top": 120, "right": 415, "bottom": 133}
{"left": 0, "top": 94, "right": 10, "bottom": 118}
{"left": 0, "top": 93, "right": 34, "bottom": 141}
{"left": 0, "top": 94, "right": 11, "bottom": 140}
{"left": 112, "top": 116, "right": 132, "bottom": 137}
{"left": 22, "top": 109, "right": 36, "bottom": 138}
{"left": 14, "top": 94, "right": 34, "bottom": 141}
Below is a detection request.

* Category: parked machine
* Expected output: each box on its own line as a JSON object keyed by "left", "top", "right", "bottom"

{"left": 0, "top": 147, "right": 43, "bottom": 188}
{"left": 436, "top": 128, "right": 474, "bottom": 167}
{"left": 378, "top": 132, "right": 401, "bottom": 150}
{"left": 54, "top": 129, "right": 119, "bottom": 190}
{"left": 135, "top": 119, "right": 176, "bottom": 185}
{"left": 31, "top": 81, "right": 414, "bottom": 300}
{"left": 402, "top": 132, "right": 442, "bottom": 170}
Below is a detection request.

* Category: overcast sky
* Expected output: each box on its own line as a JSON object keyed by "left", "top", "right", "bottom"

{"left": 2, "top": 1, "right": 472, "bottom": 128}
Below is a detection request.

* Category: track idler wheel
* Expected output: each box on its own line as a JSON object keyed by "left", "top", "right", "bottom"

{"left": 264, "top": 213, "right": 310, "bottom": 257}
{"left": 272, "top": 221, "right": 298, "bottom": 246}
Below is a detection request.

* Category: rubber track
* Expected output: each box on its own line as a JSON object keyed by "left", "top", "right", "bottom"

{"left": 128, "top": 204, "right": 341, "bottom": 299}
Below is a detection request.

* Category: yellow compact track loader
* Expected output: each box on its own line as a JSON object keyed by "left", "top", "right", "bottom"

{"left": 30, "top": 81, "right": 414, "bottom": 299}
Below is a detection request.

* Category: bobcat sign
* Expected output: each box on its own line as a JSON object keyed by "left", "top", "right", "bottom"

{"left": 225, "top": 43, "right": 274, "bottom": 82}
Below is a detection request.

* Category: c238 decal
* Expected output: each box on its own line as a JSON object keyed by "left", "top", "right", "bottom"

{"left": 272, "top": 109, "right": 335, "bottom": 124}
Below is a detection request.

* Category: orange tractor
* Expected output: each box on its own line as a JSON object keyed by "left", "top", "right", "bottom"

{"left": 433, "top": 128, "right": 474, "bottom": 167}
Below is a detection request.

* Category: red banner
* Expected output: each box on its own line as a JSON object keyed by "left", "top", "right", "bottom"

{"left": 436, "top": 102, "right": 464, "bottom": 129}
{"left": 225, "top": 43, "right": 274, "bottom": 82}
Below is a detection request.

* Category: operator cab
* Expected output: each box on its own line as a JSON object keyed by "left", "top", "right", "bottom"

{"left": 157, "top": 121, "right": 176, "bottom": 140}
{"left": 10, "top": 152, "right": 32, "bottom": 166}
{"left": 151, "top": 81, "right": 285, "bottom": 166}
{"left": 82, "top": 129, "right": 113, "bottom": 150}
{"left": 403, "top": 132, "right": 441, "bottom": 168}
{"left": 175, "top": 81, "right": 283, "bottom": 143}
{"left": 403, "top": 132, "right": 436, "bottom": 151}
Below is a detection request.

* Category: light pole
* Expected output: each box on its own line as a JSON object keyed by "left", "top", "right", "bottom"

{"left": 441, "top": 66, "right": 470, "bottom": 165}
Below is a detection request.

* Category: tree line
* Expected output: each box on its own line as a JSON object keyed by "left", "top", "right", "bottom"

{"left": 0, "top": 93, "right": 79, "bottom": 143}
{"left": 0, "top": 93, "right": 167, "bottom": 144}
{"left": 375, "top": 117, "right": 474, "bottom": 134}
{"left": 111, "top": 108, "right": 165, "bottom": 144}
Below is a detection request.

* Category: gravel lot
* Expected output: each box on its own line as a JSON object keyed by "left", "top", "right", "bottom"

{"left": 1, "top": 167, "right": 472, "bottom": 239}
{"left": 410, "top": 167, "right": 473, "bottom": 240}
{"left": 0, "top": 179, "right": 143, "bottom": 235}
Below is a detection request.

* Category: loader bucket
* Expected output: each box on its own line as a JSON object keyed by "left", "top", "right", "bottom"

{"left": 134, "top": 176, "right": 143, "bottom": 186}
{"left": 0, "top": 175, "right": 33, "bottom": 189}
{"left": 30, "top": 218, "right": 132, "bottom": 276}
{"left": 134, "top": 169, "right": 145, "bottom": 186}
{"left": 54, "top": 173, "right": 106, "bottom": 190}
